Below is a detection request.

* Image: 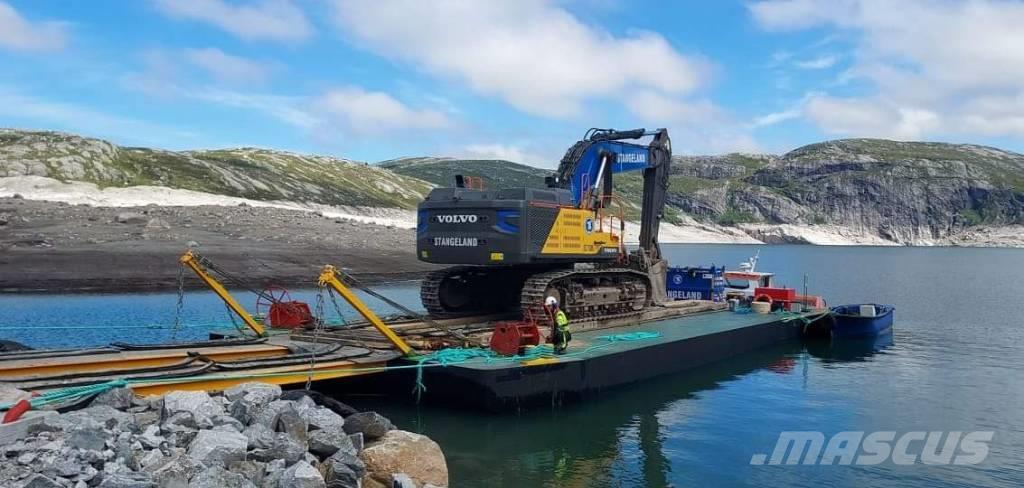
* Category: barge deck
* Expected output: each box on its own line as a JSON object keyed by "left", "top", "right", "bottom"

{"left": 410, "top": 309, "right": 810, "bottom": 411}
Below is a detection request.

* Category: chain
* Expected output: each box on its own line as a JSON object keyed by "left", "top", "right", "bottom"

{"left": 224, "top": 302, "right": 244, "bottom": 335}
{"left": 171, "top": 266, "right": 186, "bottom": 341}
{"left": 327, "top": 287, "right": 349, "bottom": 327}
{"left": 306, "top": 285, "right": 328, "bottom": 390}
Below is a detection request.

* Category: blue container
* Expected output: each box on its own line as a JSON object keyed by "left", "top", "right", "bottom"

{"left": 830, "top": 304, "right": 895, "bottom": 338}
{"left": 667, "top": 266, "right": 725, "bottom": 302}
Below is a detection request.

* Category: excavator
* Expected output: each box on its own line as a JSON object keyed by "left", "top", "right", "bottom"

{"left": 417, "top": 128, "right": 672, "bottom": 323}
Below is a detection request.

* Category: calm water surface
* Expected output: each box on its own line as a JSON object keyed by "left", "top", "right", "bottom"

{"left": 2, "top": 244, "right": 1023, "bottom": 487}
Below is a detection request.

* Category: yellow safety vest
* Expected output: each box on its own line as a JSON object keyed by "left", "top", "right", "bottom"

{"left": 555, "top": 310, "right": 569, "bottom": 329}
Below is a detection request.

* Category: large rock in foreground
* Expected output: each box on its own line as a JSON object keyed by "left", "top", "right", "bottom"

{"left": 360, "top": 430, "right": 448, "bottom": 488}
{"left": 0, "top": 383, "right": 448, "bottom": 488}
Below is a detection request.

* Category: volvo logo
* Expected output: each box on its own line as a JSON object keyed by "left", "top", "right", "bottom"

{"left": 432, "top": 214, "right": 479, "bottom": 224}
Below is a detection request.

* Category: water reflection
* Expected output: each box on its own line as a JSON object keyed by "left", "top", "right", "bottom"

{"left": 805, "top": 333, "right": 894, "bottom": 363}
{"left": 364, "top": 343, "right": 804, "bottom": 487}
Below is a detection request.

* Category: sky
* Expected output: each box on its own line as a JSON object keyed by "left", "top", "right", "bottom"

{"left": 2, "top": 0, "right": 1024, "bottom": 168}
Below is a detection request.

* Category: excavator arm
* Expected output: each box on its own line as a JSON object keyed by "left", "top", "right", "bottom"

{"left": 550, "top": 128, "right": 672, "bottom": 260}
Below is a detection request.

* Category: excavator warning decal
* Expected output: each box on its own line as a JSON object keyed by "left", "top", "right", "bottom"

{"left": 541, "top": 208, "right": 615, "bottom": 255}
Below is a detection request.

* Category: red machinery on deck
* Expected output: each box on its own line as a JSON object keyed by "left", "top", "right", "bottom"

{"left": 257, "top": 286, "right": 314, "bottom": 329}
{"left": 489, "top": 320, "right": 542, "bottom": 356}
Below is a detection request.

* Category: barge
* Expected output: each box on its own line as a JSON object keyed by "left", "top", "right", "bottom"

{"left": 407, "top": 308, "right": 814, "bottom": 411}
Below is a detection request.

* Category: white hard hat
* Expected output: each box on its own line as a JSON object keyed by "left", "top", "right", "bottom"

{"left": 545, "top": 296, "right": 559, "bottom": 307}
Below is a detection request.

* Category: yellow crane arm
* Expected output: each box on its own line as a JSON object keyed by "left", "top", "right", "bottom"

{"left": 317, "top": 265, "right": 414, "bottom": 356}
{"left": 180, "top": 250, "right": 266, "bottom": 338}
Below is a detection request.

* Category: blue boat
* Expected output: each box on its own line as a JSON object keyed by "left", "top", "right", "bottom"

{"left": 830, "top": 304, "right": 895, "bottom": 338}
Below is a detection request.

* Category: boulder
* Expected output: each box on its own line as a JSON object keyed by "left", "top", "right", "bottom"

{"left": 227, "top": 460, "right": 266, "bottom": 487}
{"left": 320, "top": 450, "right": 365, "bottom": 488}
{"left": 272, "top": 404, "right": 308, "bottom": 445}
{"left": 343, "top": 412, "right": 393, "bottom": 440}
{"left": 96, "top": 472, "right": 155, "bottom": 488}
{"left": 186, "top": 430, "right": 247, "bottom": 467}
{"left": 90, "top": 387, "right": 135, "bottom": 410}
{"left": 249, "top": 432, "right": 306, "bottom": 466}
{"left": 67, "top": 418, "right": 107, "bottom": 451}
{"left": 242, "top": 423, "right": 275, "bottom": 450}
{"left": 300, "top": 406, "right": 346, "bottom": 432}
{"left": 62, "top": 403, "right": 135, "bottom": 429}
{"left": 163, "top": 391, "right": 223, "bottom": 427}
{"left": 360, "top": 430, "right": 447, "bottom": 488}
{"left": 138, "top": 425, "right": 165, "bottom": 449}
{"left": 223, "top": 382, "right": 281, "bottom": 403}
{"left": 308, "top": 425, "right": 356, "bottom": 458}
{"left": 348, "top": 433, "right": 364, "bottom": 453}
{"left": 189, "top": 466, "right": 256, "bottom": 488}
{"left": 18, "top": 475, "right": 62, "bottom": 488}
{"left": 280, "top": 390, "right": 359, "bottom": 418}
{"left": 280, "top": 460, "right": 326, "bottom": 488}
{"left": 150, "top": 454, "right": 199, "bottom": 488}
{"left": 263, "top": 459, "right": 287, "bottom": 488}
{"left": 115, "top": 212, "right": 146, "bottom": 224}
{"left": 246, "top": 399, "right": 295, "bottom": 429}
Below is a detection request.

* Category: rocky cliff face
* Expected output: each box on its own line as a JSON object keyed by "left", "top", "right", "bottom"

{"left": 3, "top": 129, "right": 1023, "bottom": 246}
{"left": 668, "top": 139, "right": 1024, "bottom": 244}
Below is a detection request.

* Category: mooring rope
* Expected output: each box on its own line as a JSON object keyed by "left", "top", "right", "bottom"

{"left": 410, "top": 331, "right": 664, "bottom": 401}
{"left": 1, "top": 331, "right": 665, "bottom": 411}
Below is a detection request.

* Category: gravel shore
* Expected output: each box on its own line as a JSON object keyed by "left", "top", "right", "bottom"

{"left": 0, "top": 198, "right": 437, "bottom": 293}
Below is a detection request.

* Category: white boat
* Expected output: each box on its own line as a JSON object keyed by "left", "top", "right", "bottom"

{"left": 723, "top": 251, "right": 775, "bottom": 300}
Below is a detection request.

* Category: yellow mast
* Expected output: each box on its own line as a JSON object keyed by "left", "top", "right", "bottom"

{"left": 179, "top": 250, "right": 267, "bottom": 338}
{"left": 317, "top": 265, "right": 414, "bottom": 356}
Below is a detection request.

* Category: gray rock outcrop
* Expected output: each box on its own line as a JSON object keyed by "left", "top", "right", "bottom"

{"left": 0, "top": 382, "right": 446, "bottom": 487}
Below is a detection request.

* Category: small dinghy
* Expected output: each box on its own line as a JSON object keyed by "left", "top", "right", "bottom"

{"left": 830, "top": 304, "right": 894, "bottom": 338}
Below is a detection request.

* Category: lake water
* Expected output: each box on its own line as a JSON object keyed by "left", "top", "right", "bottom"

{"left": 2, "top": 244, "right": 1023, "bottom": 487}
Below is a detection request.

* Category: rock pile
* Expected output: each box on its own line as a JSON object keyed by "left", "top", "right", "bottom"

{"left": 0, "top": 383, "right": 448, "bottom": 488}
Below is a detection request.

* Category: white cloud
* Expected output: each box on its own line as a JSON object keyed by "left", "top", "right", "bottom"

{"left": 329, "top": 0, "right": 709, "bottom": 118}
{"left": 153, "top": 0, "right": 312, "bottom": 42}
{"left": 794, "top": 54, "right": 838, "bottom": 70}
{"left": 0, "top": 87, "right": 197, "bottom": 146}
{"left": 0, "top": 1, "right": 67, "bottom": 52}
{"left": 805, "top": 95, "right": 939, "bottom": 140}
{"left": 183, "top": 48, "right": 275, "bottom": 83}
{"left": 192, "top": 88, "right": 317, "bottom": 129}
{"left": 751, "top": 108, "right": 801, "bottom": 128}
{"left": 626, "top": 91, "right": 763, "bottom": 154}
{"left": 317, "top": 86, "right": 453, "bottom": 134}
{"left": 750, "top": 0, "right": 1024, "bottom": 139}
{"left": 458, "top": 144, "right": 550, "bottom": 167}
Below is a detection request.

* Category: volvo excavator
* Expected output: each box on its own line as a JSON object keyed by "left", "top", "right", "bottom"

{"left": 417, "top": 128, "right": 672, "bottom": 324}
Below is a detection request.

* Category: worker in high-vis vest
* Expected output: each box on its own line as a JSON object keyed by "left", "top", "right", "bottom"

{"left": 545, "top": 296, "right": 571, "bottom": 354}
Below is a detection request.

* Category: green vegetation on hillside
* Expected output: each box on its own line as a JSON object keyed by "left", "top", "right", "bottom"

{"left": 0, "top": 130, "right": 433, "bottom": 208}
{"left": 4, "top": 129, "right": 1023, "bottom": 237}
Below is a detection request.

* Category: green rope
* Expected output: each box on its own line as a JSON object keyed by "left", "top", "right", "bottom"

{"left": 410, "top": 331, "right": 663, "bottom": 401}
{"left": 1, "top": 331, "right": 664, "bottom": 411}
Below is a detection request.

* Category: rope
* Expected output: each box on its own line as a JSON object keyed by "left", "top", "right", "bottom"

{"left": 1, "top": 331, "right": 664, "bottom": 411}
{"left": 409, "top": 331, "right": 663, "bottom": 401}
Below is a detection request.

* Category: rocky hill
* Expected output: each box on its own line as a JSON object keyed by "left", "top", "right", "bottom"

{"left": 3, "top": 129, "right": 1023, "bottom": 246}
{"left": 667, "top": 140, "right": 1024, "bottom": 244}
{"left": 0, "top": 129, "right": 432, "bottom": 209}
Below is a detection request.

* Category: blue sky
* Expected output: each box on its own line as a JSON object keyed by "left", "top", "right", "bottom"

{"left": 2, "top": 0, "right": 1024, "bottom": 167}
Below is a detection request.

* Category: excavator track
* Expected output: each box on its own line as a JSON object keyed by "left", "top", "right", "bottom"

{"left": 519, "top": 267, "right": 651, "bottom": 326}
{"left": 421, "top": 266, "right": 532, "bottom": 318}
